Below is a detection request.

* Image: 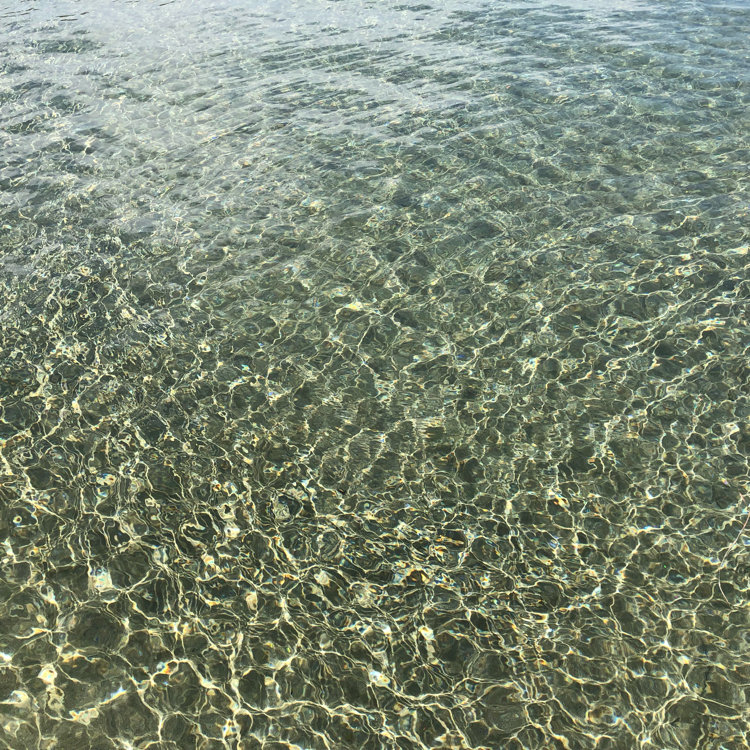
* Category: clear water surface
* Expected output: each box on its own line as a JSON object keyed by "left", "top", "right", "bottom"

{"left": 0, "top": 0, "right": 749, "bottom": 748}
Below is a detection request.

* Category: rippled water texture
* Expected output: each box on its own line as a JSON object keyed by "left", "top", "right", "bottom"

{"left": 1, "top": 0, "right": 749, "bottom": 748}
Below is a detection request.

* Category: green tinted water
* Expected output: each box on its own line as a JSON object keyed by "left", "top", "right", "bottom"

{"left": 1, "top": 1, "right": 749, "bottom": 748}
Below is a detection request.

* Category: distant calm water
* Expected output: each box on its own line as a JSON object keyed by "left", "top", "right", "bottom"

{"left": 1, "top": 1, "right": 748, "bottom": 748}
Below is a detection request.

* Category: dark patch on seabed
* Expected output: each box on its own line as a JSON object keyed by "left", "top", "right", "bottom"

{"left": 0, "top": 0, "right": 749, "bottom": 748}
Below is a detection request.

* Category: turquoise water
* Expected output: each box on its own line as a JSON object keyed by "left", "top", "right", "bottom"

{"left": 1, "top": 0, "right": 749, "bottom": 748}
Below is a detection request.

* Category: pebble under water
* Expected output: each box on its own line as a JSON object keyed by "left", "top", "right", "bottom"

{"left": 0, "top": 0, "right": 749, "bottom": 748}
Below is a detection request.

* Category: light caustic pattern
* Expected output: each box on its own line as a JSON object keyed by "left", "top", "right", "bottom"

{"left": 0, "top": 0, "right": 749, "bottom": 748}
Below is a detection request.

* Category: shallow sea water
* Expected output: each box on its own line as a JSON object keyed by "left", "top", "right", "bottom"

{"left": 1, "top": 0, "right": 749, "bottom": 748}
